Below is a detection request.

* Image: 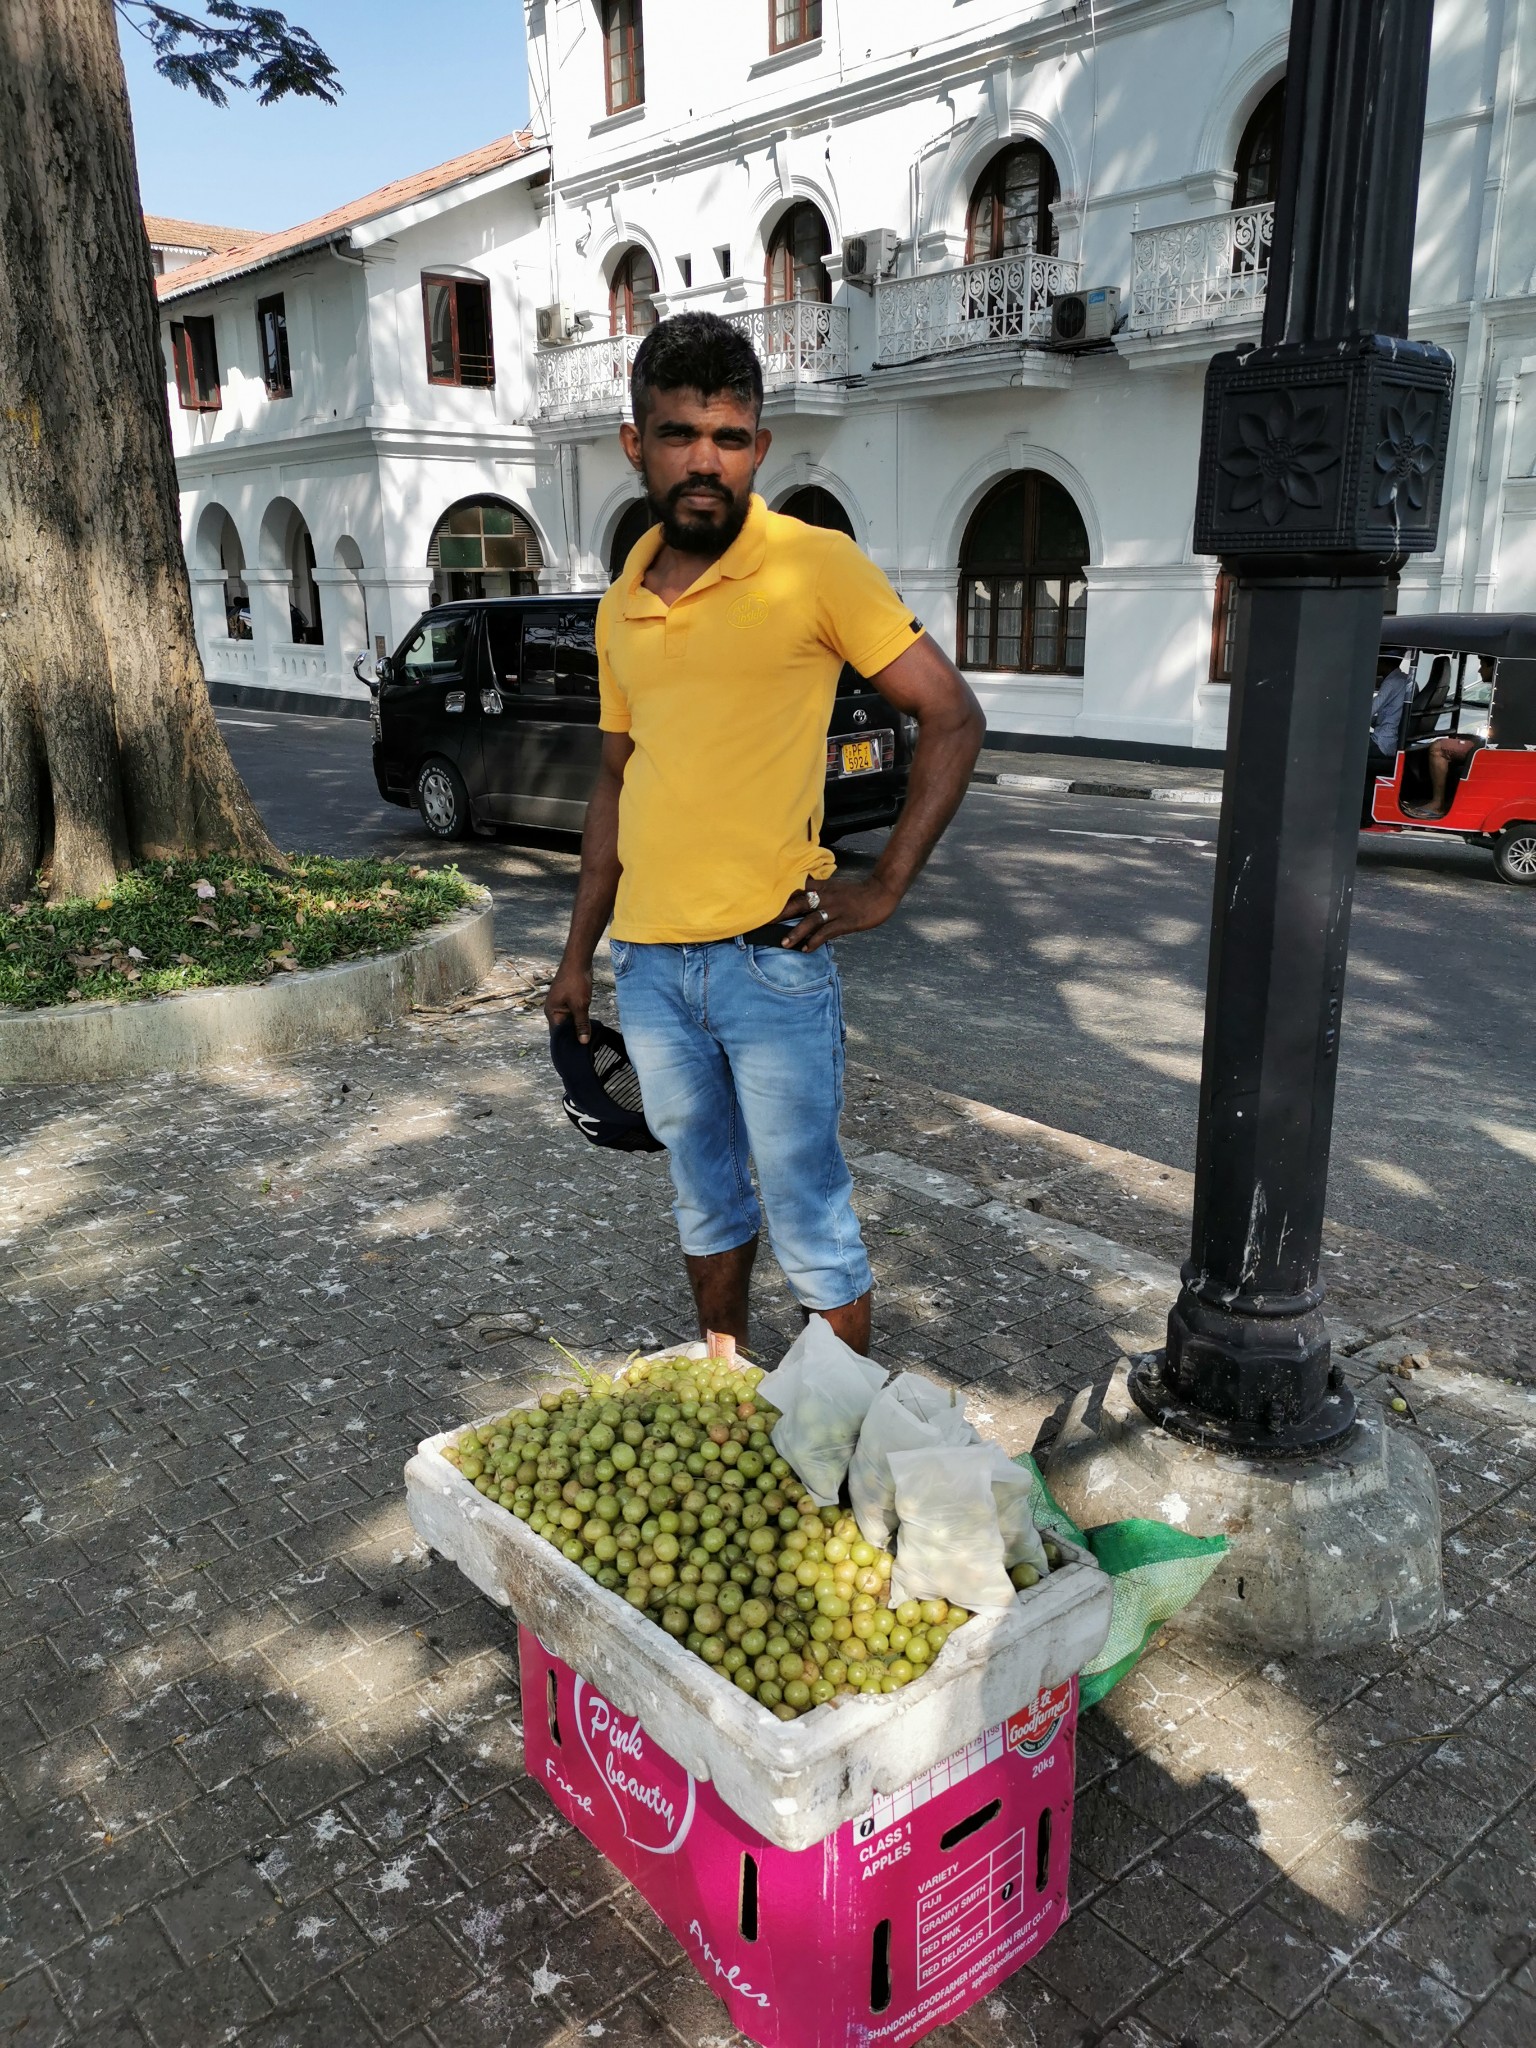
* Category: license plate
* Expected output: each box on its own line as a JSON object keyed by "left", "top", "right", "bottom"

{"left": 841, "top": 738, "right": 877, "bottom": 776}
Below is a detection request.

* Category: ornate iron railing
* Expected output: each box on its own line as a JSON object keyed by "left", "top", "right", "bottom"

{"left": 536, "top": 304, "right": 849, "bottom": 421}
{"left": 1128, "top": 203, "right": 1274, "bottom": 333}
{"left": 536, "top": 330, "right": 644, "bottom": 421}
{"left": 874, "top": 254, "right": 1081, "bottom": 364}
{"left": 722, "top": 302, "right": 849, "bottom": 389}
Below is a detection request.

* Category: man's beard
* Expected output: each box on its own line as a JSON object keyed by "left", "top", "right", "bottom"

{"left": 646, "top": 472, "right": 752, "bottom": 559}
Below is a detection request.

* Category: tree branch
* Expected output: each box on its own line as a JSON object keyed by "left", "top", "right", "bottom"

{"left": 115, "top": 1, "right": 341, "bottom": 106}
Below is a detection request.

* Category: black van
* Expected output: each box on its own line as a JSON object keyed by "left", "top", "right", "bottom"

{"left": 369, "top": 595, "right": 913, "bottom": 843}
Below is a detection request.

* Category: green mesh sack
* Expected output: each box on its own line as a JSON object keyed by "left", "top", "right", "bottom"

{"left": 1013, "top": 1456, "right": 1228, "bottom": 1710}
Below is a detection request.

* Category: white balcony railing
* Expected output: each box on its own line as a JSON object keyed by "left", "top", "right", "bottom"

{"left": 875, "top": 254, "right": 1081, "bottom": 365}
{"left": 1129, "top": 202, "right": 1274, "bottom": 334}
{"left": 205, "top": 636, "right": 258, "bottom": 679}
{"left": 725, "top": 301, "right": 849, "bottom": 391}
{"left": 536, "top": 330, "right": 643, "bottom": 423}
{"left": 535, "top": 304, "right": 848, "bottom": 423}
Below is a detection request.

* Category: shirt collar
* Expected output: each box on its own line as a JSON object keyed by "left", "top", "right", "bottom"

{"left": 620, "top": 493, "right": 769, "bottom": 617}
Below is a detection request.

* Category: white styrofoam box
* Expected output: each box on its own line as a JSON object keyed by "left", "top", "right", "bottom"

{"left": 404, "top": 1416, "right": 1113, "bottom": 1852}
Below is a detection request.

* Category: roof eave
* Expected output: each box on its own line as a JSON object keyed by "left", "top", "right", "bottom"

{"left": 155, "top": 143, "right": 551, "bottom": 305}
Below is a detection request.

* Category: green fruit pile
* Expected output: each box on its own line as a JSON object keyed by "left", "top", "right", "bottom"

{"left": 439, "top": 1352, "right": 977, "bottom": 1722}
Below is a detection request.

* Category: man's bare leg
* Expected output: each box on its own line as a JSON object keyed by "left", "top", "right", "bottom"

{"left": 814, "top": 1290, "right": 873, "bottom": 1356}
{"left": 684, "top": 1237, "right": 759, "bottom": 1345}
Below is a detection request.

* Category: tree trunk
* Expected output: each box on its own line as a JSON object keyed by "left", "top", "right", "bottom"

{"left": 0, "top": 0, "right": 279, "bottom": 904}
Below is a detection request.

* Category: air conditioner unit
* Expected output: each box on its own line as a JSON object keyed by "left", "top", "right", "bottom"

{"left": 536, "top": 301, "right": 575, "bottom": 345}
{"left": 841, "top": 229, "right": 900, "bottom": 286}
{"left": 1049, "top": 285, "right": 1121, "bottom": 348}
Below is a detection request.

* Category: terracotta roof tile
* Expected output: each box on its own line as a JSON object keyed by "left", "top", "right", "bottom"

{"left": 155, "top": 131, "right": 538, "bottom": 301}
{"left": 144, "top": 215, "right": 258, "bottom": 254}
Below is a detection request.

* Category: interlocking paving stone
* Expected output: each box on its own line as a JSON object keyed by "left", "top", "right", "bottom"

{"left": 1, "top": 998, "right": 1531, "bottom": 2045}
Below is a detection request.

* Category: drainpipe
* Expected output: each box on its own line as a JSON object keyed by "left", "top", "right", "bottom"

{"left": 1434, "top": 0, "right": 1523, "bottom": 611}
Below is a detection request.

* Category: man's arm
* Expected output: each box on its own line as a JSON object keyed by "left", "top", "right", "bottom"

{"left": 780, "top": 635, "right": 984, "bottom": 951}
{"left": 544, "top": 729, "right": 634, "bottom": 1042}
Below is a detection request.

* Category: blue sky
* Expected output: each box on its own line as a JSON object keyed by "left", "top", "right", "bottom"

{"left": 122, "top": 0, "right": 530, "bottom": 233}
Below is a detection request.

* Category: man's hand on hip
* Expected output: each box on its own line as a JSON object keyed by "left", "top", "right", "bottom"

{"left": 544, "top": 958, "right": 594, "bottom": 1041}
{"left": 777, "top": 875, "right": 900, "bottom": 953}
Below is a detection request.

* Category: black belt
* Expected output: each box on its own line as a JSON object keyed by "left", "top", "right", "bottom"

{"left": 736, "top": 920, "right": 803, "bottom": 946}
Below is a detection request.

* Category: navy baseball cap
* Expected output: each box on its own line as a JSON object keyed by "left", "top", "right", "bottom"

{"left": 548, "top": 1018, "right": 664, "bottom": 1153}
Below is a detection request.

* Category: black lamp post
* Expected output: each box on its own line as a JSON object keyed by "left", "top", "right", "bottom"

{"left": 1128, "top": 0, "right": 1455, "bottom": 1455}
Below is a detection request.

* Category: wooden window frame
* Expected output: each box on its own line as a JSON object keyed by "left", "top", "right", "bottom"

{"left": 965, "top": 144, "right": 1060, "bottom": 265}
{"left": 957, "top": 472, "right": 1088, "bottom": 677}
{"left": 769, "top": 0, "right": 820, "bottom": 53}
{"left": 170, "top": 315, "right": 221, "bottom": 411}
{"left": 421, "top": 274, "right": 496, "bottom": 389}
{"left": 765, "top": 201, "right": 832, "bottom": 305}
{"left": 608, "top": 248, "right": 660, "bottom": 336}
{"left": 1209, "top": 568, "right": 1241, "bottom": 682}
{"left": 602, "top": 0, "right": 645, "bottom": 115}
{"left": 255, "top": 293, "right": 292, "bottom": 399}
{"left": 1234, "top": 80, "right": 1287, "bottom": 208}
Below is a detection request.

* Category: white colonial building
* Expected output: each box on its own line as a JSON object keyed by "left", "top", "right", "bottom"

{"left": 162, "top": 0, "right": 1536, "bottom": 755}
{"left": 158, "top": 135, "right": 554, "bottom": 713}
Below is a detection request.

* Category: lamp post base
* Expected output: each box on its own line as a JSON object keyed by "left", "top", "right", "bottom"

{"left": 1128, "top": 1349, "right": 1357, "bottom": 1458}
{"left": 1045, "top": 1366, "right": 1442, "bottom": 1654}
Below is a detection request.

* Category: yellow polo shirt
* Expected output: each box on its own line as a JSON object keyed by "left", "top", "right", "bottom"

{"left": 597, "top": 495, "right": 921, "bottom": 944}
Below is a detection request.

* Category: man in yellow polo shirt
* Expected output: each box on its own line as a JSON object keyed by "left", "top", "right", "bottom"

{"left": 545, "top": 314, "right": 983, "bottom": 1352}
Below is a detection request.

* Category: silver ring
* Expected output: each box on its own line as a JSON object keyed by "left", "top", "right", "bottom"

{"left": 805, "top": 890, "right": 821, "bottom": 910}
{"left": 819, "top": 908, "right": 830, "bottom": 923}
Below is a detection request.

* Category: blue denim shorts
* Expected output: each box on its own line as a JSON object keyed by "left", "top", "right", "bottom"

{"left": 610, "top": 937, "right": 874, "bottom": 1311}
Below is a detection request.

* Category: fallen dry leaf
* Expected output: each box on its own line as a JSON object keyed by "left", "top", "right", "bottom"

{"left": 194, "top": 878, "right": 216, "bottom": 900}
{"left": 187, "top": 915, "right": 218, "bottom": 931}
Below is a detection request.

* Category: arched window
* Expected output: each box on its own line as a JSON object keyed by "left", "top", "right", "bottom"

{"left": 609, "top": 248, "right": 660, "bottom": 336}
{"left": 766, "top": 202, "right": 832, "bottom": 303}
{"left": 959, "top": 472, "right": 1088, "bottom": 675}
{"left": 1234, "top": 81, "right": 1286, "bottom": 207}
{"left": 608, "top": 497, "right": 655, "bottom": 580}
{"left": 428, "top": 498, "right": 543, "bottom": 604}
{"left": 779, "top": 485, "right": 855, "bottom": 538}
{"left": 966, "top": 144, "right": 1060, "bottom": 263}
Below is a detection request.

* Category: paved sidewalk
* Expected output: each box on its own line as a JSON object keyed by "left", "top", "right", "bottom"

{"left": 1, "top": 962, "right": 1532, "bottom": 2048}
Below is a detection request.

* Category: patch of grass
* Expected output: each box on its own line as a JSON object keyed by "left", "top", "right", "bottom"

{"left": 0, "top": 855, "right": 478, "bottom": 1011}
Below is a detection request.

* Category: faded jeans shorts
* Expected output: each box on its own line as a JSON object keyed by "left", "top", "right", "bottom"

{"left": 610, "top": 936, "right": 874, "bottom": 1312}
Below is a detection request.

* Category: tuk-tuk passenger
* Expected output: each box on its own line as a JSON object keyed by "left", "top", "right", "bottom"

{"left": 1402, "top": 656, "right": 1491, "bottom": 819}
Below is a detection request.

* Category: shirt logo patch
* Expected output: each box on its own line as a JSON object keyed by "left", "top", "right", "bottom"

{"left": 728, "top": 593, "right": 770, "bottom": 630}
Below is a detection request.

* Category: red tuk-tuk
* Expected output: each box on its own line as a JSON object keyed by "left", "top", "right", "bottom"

{"left": 1365, "top": 613, "right": 1536, "bottom": 884}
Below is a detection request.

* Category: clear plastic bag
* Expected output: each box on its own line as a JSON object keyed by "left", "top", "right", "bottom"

{"left": 755, "top": 1316, "right": 888, "bottom": 1506}
{"left": 888, "top": 1443, "right": 1050, "bottom": 1610}
{"left": 847, "top": 1373, "right": 979, "bottom": 1553}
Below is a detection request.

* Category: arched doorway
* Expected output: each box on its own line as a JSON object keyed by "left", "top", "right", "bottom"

{"left": 958, "top": 471, "right": 1089, "bottom": 675}
{"left": 966, "top": 144, "right": 1060, "bottom": 262}
{"left": 608, "top": 497, "right": 655, "bottom": 581}
{"left": 765, "top": 202, "right": 832, "bottom": 303}
{"left": 778, "top": 485, "right": 855, "bottom": 538}
{"left": 1234, "top": 81, "right": 1286, "bottom": 207}
{"left": 259, "top": 498, "right": 323, "bottom": 645}
{"left": 609, "top": 247, "right": 660, "bottom": 335}
{"left": 427, "top": 497, "right": 543, "bottom": 603}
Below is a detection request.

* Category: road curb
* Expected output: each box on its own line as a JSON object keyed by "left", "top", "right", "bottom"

{"left": 0, "top": 893, "right": 494, "bottom": 1086}
{"left": 974, "top": 770, "right": 1223, "bottom": 805}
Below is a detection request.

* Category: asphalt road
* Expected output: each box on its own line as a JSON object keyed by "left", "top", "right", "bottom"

{"left": 219, "top": 707, "right": 1536, "bottom": 1279}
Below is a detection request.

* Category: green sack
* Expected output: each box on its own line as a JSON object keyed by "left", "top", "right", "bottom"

{"left": 1013, "top": 1456, "right": 1227, "bottom": 1710}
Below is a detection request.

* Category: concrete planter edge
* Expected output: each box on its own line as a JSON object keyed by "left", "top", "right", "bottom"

{"left": 0, "top": 892, "right": 494, "bottom": 1086}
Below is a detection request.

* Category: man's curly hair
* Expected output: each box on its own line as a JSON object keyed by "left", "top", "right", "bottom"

{"left": 630, "top": 312, "right": 764, "bottom": 428}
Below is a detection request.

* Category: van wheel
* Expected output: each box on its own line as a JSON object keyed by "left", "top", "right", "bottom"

{"left": 1493, "top": 822, "right": 1536, "bottom": 884}
{"left": 416, "top": 758, "right": 472, "bottom": 840}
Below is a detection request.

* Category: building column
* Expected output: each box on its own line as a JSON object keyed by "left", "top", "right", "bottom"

{"left": 312, "top": 566, "right": 370, "bottom": 684}
{"left": 243, "top": 567, "right": 293, "bottom": 683}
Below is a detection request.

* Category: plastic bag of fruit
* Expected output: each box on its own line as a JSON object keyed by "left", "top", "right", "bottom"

{"left": 755, "top": 1314, "right": 888, "bottom": 1506}
{"left": 887, "top": 1442, "right": 1051, "bottom": 1610}
{"left": 847, "top": 1372, "right": 980, "bottom": 1553}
